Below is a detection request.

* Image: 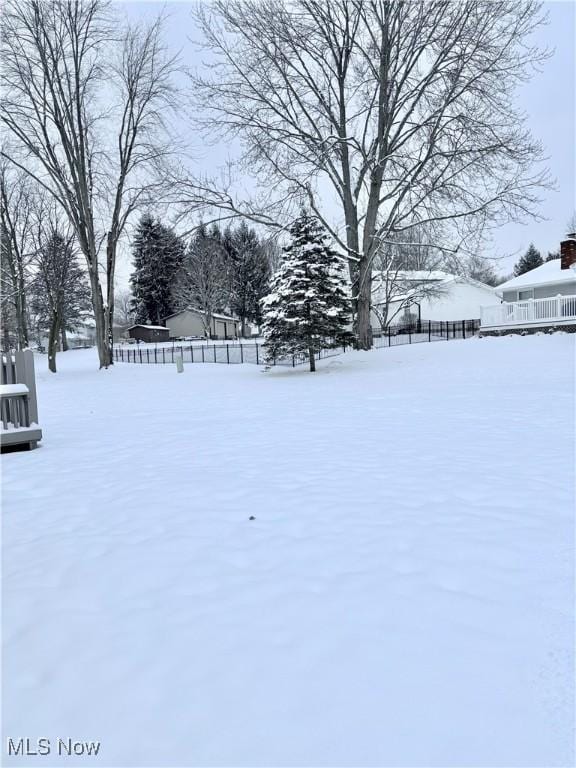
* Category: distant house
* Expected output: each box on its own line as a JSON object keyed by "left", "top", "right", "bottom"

{"left": 164, "top": 308, "right": 240, "bottom": 340}
{"left": 371, "top": 270, "right": 496, "bottom": 329}
{"left": 127, "top": 325, "right": 170, "bottom": 343}
{"left": 481, "top": 234, "right": 576, "bottom": 334}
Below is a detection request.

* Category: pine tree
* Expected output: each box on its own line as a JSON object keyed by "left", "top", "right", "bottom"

{"left": 129, "top": 214, "right": 185, "bottom": 326}
{"left": 261, "top": 212, "right": 354, "bottom": 372}
{"left": 545, "top": 251, "right": 560, "bottom": 262}
{"left": 513, "top": 244, "right": 543, "bottom": 276}
{"left": 29, "top": 231, "right": 91, "bottom": 372}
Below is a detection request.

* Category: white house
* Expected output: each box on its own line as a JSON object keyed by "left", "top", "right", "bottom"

{"left": 165, "top": 307, "right": 240, "bottom": 340}
{"left": 371, "top": 270, "right": 497, "bottom": 330}
{"left": 480, "top": 234, "right": 576, "bottom": 333}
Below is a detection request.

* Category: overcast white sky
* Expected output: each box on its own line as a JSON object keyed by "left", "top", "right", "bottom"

{"left": 114, "top": 0, "right": 575, "bottom": 284}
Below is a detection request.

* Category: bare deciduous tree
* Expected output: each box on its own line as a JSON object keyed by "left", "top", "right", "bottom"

{"left": 114, "top": 289, "right": 136, "bottom": 328}
{"left": 1, "top": 0, "right": 178, "bottom": 367}
{"left": 176, "top": 0, "right": 551, "bottom": 348}
{"left": 0, "top": 164, "right": 37, "bottom": 349}
{"left": 173, "top": 226, "right": 229, "bottom": 338}
{"left": 371, "top": 226, "right": 449, "bottom": 329}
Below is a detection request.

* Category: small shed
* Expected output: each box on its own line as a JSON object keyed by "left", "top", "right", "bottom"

{"left": 127, "top": 324, "right": 170, "bottom": 343}
{"left": 165, "top": 308, "right": 240, "bottom": 340}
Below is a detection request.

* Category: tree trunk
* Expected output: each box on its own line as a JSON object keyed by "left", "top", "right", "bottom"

{"left": 48, "top": 313, "right": 60, "bottom": 373}
{"left": 105, "top": 234, "right": 117, "bottom": 367}
{"left": 87, "top": 265, "right": 111, "bottom": 369}
{"left": 61, "top": 325, "right": 69, "bottom": 351}
{"left": 2, "top": 311, "right": 11, "bottom": 353}
{"left": 308, "top": 346, "right": 316, "bottom": 372}
{"left": 16, "top": 261, "right": 29, "bottom": 349}
{"left": 241, "top": 317, "right": 246, "bottom": 338}
{"left": 355, "top": 258, "right": 373, "bottom": 349}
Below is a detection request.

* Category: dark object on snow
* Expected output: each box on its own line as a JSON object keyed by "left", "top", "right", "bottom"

{"left": 249, "top": 516, "right": 256, "bottom": 520}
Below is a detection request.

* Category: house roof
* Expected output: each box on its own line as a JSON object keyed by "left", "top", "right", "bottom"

{"left": 164, "top": 307, "right": 239, "bottom": 322}
{"left": 127, "top": 324, "right": 168, "bottom": 331}
{"left": 372, "top": 270, "right": 496, "bottom": 304}
{"left": 497, "top": 260, "right": 576, "bottom": 292}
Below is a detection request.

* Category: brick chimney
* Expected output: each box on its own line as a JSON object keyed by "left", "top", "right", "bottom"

{"left": 561, "top": 233, "right": 576, "bottom": 270}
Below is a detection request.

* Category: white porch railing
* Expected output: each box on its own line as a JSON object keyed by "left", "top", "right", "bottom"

{"left": 481, "top": 294, "right": 576, "bottom": 328}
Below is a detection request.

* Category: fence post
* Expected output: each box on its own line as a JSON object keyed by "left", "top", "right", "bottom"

{"left": 213, "top": 345, "right": 216, "bottom": 363}
{"left": 163, "top": 348, "right": 165, "bottom": 364}
{"left": 408, "top": 327, "right": 412, "bottom": 344}
{"left": 139, "top": 348, "right": 142, "bottom": 363}
{"left": 388, "top": 327, "right": 391, "bottom": 346}
{"left": 462, "top": 320, "right": 465, "bottom": 339}
{"left": 147, "top": 349, "right": 150, "bottom": 364}
{"left": 428, "top": 320, "right": 431, "bottom": 342}
{"left": 292, "top": 354, "right": 295, "bottom": 367}
{"left": 191, "top": 345, "right": 194, "bottom": 363}
{"left": 256, "top": 344, "right": 259, "bottom": 364}
{"left": 201, "top": 346, "right": 205, "bottom": 363}
{"left": 240, "top": 344, "right": 244, "bottom": 363}
{"left": 226, "top": 344, "right": 230, "bottom": 364}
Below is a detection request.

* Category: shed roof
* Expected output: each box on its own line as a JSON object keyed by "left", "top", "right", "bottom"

{"left": 164, "top": 307, "right": 239, "bottom": 322}
{"left": 127, "top": 324, "right": 168, "bottom": 331}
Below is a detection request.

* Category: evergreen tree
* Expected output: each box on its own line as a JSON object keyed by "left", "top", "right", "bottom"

{"left": 129, "top": 214, "right": 185, "bottom": 326}
{"left": 229, "top": 221, "right": 271, "bottom": 336}
{"left": 29, "top": 231, "right": 91, "bottom": 372}
{"left": 261, "top": 212, "right": 354, "bottom": 372}
{"left": 545, "top": 251, "right": 560, "bottom": 262}
{"left": 513, "top": 243, "right": 543, "bottom": 276}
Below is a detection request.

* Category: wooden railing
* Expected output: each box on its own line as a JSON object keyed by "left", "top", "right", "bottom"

{"left": 1, "top": 350, "right": 42, "bottom": 450}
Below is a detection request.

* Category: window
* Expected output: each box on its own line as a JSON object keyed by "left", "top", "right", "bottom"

{"left": 518, "top": 289, "right": 533, "bottom": 300}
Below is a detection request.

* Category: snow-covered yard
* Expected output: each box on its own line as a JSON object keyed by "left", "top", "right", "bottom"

{"left": 2, "top": 334, "right": 575, "bottom": 767}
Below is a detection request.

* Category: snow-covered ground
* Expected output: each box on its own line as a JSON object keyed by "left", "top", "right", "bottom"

{"left": 2, "top": 334, "right": 575, "bottom": 767}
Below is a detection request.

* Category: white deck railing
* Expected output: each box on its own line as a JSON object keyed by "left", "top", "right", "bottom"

{"left": 481, "top": 294, "right": 576, "bottom": 328}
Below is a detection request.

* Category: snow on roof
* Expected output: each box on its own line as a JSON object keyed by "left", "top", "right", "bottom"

{"left": 165, "top": 307, "right": 239, "bottom": 322}
{"left": 127, "top": 324, "right": 168, "bottom": 331}
{"left": 373, "top": 270, "right": 496, "bottom": 292}
{"left": 374, "top": 269, "right": 452, "bottom": 282}
{"left": 497, "top": 260, "right": 576, "bottom": 292}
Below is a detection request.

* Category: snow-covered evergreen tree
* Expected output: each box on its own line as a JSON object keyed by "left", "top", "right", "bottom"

{"left": 513, "top": 243, "right": 543, "bottom": 276}
{"left": 261, "top": 212, "right": 353, "bottom": 371}
{"left": 130, "top": 214, "right": 185, "bottom": 326}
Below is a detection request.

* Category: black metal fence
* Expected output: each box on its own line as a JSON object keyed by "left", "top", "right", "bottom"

{"left": 373, "top": 318, "right": 480, "bottom": 348}
{"left": 113, "top": 341, "right": 347, "bottom": 367}
{"left": 113, "top": 319, "right": 480, "bottom": 367}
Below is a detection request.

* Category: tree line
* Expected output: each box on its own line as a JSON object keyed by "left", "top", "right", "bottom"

{"left": 1, "top": 166, "right": 92, "bottom": 372}
{"left": 129, "top": 215, "right": 272, "bottom": 338}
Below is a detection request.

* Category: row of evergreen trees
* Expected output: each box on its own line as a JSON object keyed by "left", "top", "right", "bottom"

{"left": 128, "top": 210, "right": 354, "bottom": 371}
{"left": 129, "top": 215, "right": 272, "bottom": 335}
